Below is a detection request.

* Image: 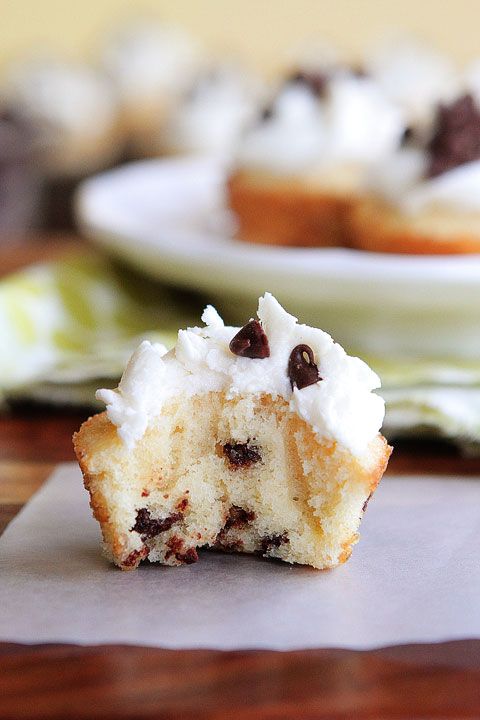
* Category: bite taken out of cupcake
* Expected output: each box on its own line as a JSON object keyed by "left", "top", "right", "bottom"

{"left": 349, "top": 88, "right": 480, "bottom": 254}
{"left": 227, "top": 66, "right": 405, "bottom": 247}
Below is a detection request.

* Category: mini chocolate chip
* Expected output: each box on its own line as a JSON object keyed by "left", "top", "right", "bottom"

{"left": 131, "top": 508, "right": 182, "bottom": 539}
{"left": 122, "top": 548, "right": 148, "bottom": 568}
{"left": 223, "top": 441, "right": 261, "bottom": 468}
{"left": 362, "top": 493, "right": 373, "bottom": 514}
{"left": 229, "top": 320, "right": 270, "bottom": 359}
{"left": 224, "top": 505, "right": 256, "bottom": 530}
{"left": 287, "top": 70, "right": 328, "bottom": 97}
{"left": 288, "top": 344, "right": 321, "bottom": 390}
{"left": 165, "top": 535, "right": 198, "bottom": 564}
{"left": 427, "top": 94, "right": 480, "bottom": 177}
{"left": 261, "top": 532, "right": 289, "bottom": 554}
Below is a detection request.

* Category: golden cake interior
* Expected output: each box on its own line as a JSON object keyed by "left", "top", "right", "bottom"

{"left": 74, "top": 392, "right": 391, "bottom": 571}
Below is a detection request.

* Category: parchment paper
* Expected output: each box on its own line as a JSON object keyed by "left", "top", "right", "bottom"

{"left": 1, "top": 464, "right": 479, "bottom": 650}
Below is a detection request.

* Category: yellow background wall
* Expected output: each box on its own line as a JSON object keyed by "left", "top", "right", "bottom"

{"left": 2, "top": 0, "right": 480, "bottom": 73}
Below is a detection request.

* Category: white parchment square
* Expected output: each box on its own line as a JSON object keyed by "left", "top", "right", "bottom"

{"left": 1, "top": 463, "right": 479, "bottom": 650}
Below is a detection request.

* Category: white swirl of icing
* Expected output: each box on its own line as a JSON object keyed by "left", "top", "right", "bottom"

{"left": 235, "top": 74, "right": 404, "bottom": 175}
{"left": 367, "top": 149, "right": 480, "bottom": 213}
{"left": 102, "top": 21, "right": 203, "bottom": 101}
{"left": 160, "top": 66, "right": 263, "bottom": 156}
{"left": 97, "top": 293, "right": 385, "bottom": 457}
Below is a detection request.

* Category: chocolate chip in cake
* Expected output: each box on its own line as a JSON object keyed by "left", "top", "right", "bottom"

{"left": 224, "top": 505, "right": 256, "bottom": 530}
{"left": 288, "top": 344, "right": 321, "bottom": 390}
{"left": 122, "top": 547, "right": 148, "bottom": 568}
{"left": 261, "top": 532, "right": 290, "bottom": 555}
{"left": 223, "top": 441, "right": 262, "bottom": 468}
{"left": 427, "top": 94, "right": 480, "bottom": 178}
{"left": 131, "top": 508, "right": 182, "bottom": 539}
{"left": 362, "top": 493, "right": 373, "bottom": 514}
{"left": 229, "top": 320, "right": 270, "bottom": 359}
{"left": 165, "top": 535, "right": 198, "bottom": 564}
{"left": 176, "top": 497, "right": 189, "bottom": 512}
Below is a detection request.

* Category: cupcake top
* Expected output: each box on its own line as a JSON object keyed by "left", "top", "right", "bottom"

{"left": 367, "top": 91, "right": 480, "bottom": 213}
{"left": 102, "top": 20, "right": 203, "bottom": 105}
{"left": 366, "top": 36, "right": 459, "bottom": 130}
{"left": 3, "top": 58, "right": 119, "bottom": 177}
{"left": 97, "top": 293, "right": 385, "bottom": 457}
{"left": 158, "top": 64, "right": 264, "bottom": 157}
{"left": 235, "top": 69, "right": 405, "bottom": 177}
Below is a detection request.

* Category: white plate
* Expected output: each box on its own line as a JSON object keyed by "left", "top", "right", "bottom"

{"left": 76, "top": 157, "right": 480, "bottom": 358}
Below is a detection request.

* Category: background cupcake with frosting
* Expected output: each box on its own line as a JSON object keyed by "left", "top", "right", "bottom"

{"left": 227, "top": 58, "right": 405, "bottom": 247}
{"left": 349, "top": 75, "right": 480, "bottom": 254}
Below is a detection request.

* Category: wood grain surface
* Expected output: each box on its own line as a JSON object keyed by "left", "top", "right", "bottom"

{"left": 2, "top": 237, "right": 480, "bottom": 719}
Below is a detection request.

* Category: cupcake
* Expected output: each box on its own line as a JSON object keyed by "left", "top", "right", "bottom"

{"left": 228, "top": 69, "right": 404, "bottom": 247}
{"left": 74, "top": 293, "right": 390, "bottom": 571}
{"left": 101, "top": 20, "right": 204, "bottom": 156}
{"left": 4, "top": 57, "right": 122, "bottom": 179}
{"left": 156, "top": 63, "right": 264, "bottom": 159}
{"left": 3, "top": 57, "right": 122, "bottom": 229}
{"left": 349, "top": 92, "right": 480, "bottom": 254}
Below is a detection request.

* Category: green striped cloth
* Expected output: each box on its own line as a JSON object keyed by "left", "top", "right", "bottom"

{"left": 2, "top": 251, "right": 480, "bottom": 450}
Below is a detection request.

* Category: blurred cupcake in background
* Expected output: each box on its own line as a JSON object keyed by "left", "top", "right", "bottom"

{"left": 348, "top": 82, "right": 480, "bottom": 254}
{"left": 228, "top": 61, "right": 405, "bottom": 247}
{"left": 3, "top": 57, "right": 122, "bottom": 228}
{"left": 366, "top": 35, "right": 459, "bottom": 138}
{"left": 102, "top": 19, "right": 204, "bottom": 156}
{"left": 156, "top": 62, "right": 265, "bottom": 159}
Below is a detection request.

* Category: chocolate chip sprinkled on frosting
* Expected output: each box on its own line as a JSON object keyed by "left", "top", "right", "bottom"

{"left": 427, "top": 94, "right": 480, "bottom": 178}
{"left": 287, "top": 70, "right": 329, "bottom": 98}
{"left": 288, "top": 344, "right": 321, "bottom": 390}
{"left": 229, "top": 319, "right": 270, "bottom": 359}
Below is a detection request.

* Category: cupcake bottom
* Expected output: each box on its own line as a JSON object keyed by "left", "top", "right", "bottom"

{"left": 228, "top": 169, "right": 356, "bottom": 248}
{"left": 348, "top": 198, "right": 480, "bottom": 254}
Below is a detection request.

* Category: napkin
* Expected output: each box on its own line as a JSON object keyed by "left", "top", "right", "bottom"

{"left": 2, "top": 251, "right": 480, "bottom": 450}
{"left": 2, "top": 464, "right": 480, "bottom": 649}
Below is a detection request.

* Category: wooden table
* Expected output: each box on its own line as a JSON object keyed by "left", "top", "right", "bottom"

{"left": 1, "top": 238, "right": 480, "bottom": 718}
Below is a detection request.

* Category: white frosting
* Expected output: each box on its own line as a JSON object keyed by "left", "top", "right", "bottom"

{"left": 3, "top": 58, "right": 119, "bottom": 176}
{"left": 102, "top": 21, "right": 203, "bottom": 102}
{"left": 367, "top": 150, "right": 480, "bottom": 213}
{"left": 97, "top": 294, "right": 385, "bottom": 456}
{"left": 5, "top": 58, "right": 117, "bottom": 136}
{"left": 366, "top": 36, "right": 459, "bottom": 127}
{"left": 236, "top": 74, "right": 404, "bottom": 175}
{"left": 160, "top": 65, "right": 262, "bottom": 156}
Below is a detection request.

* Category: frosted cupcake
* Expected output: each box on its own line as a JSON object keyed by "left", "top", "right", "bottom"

{"left": 102, "top": 20, "right": 204, "bottom": 156}
{"left": 228, "top": 69, "right": 404, "bottom": 247}
{"left": 349, "top": 91, "right": 480, "bottom": 254}
{"left": 3, "top": 57, "right": 121, "bottom": 179}
{"left": 156, "top": 63, "right": 264, "bottom": 158}
{"left": 74, "top": 293, "right": 390, "bottom": 571}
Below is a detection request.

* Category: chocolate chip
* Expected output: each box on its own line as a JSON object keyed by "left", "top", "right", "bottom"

{"left": 229, "top": 320, "right": 270, "bottom": 359}
{"left": 165, "top": 535, "right": 198, "bottom": 564}
{"left": 122, "top": 548, "right": 148, "bottom": 568}
{"left": 176, "top": 497, "right": 189, "bottom": 512}
{"left": 362, "top": 493, "right": 373, "bottom": 514}
{"left": 131, "top": 508, "right": 182, "bottom": 539}
{"left": 216, "top": 538, "right": 245, "bottom": 553}
{"left": 288, "top": 344, "right": 321, "bottom": 390}
{"left": 287, "top": 70, "right": 328, "bottom": 98}
{"left": 261, "top": 532, "right": 289, "bottom": 554}
{"left": 224, "top": 505, "right": 256, "bottom": 530}
{"left": 427, "top": 94, "right": 480, "bottom": 177}
{"left": 223, "top": 441, "right": 262, "bottom": 468}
